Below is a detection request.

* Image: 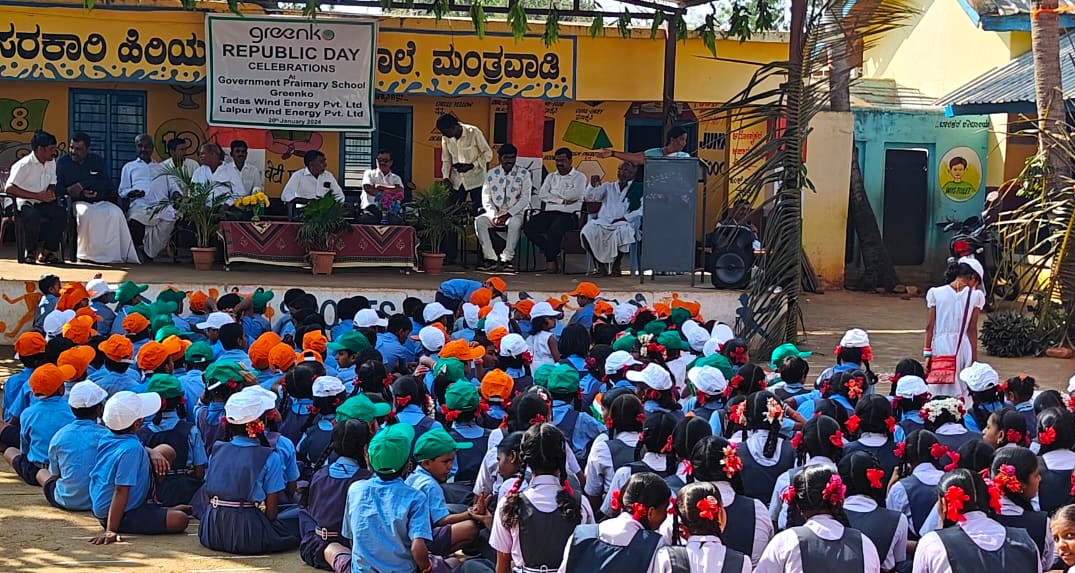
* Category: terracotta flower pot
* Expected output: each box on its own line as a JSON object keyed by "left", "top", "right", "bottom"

{"left": 423, "top": 252, "right": 446, "bottom": 275}
{"left": 190, "top": 247, "right": 216, "bottom": 271}
{"left": 310, "top": 250, "right": 336, "bottom": 275}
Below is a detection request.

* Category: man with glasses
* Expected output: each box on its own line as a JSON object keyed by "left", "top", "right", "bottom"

{"left": 361, "top": 149, "right": 405, "bottom": 211}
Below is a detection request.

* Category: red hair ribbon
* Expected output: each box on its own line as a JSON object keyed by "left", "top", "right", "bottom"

{"left": 478, "top": 401, "right": 490, "bottom": 414}
{"left": 585, "top": 356, "right": 598, "bottom": 370}
{"left": 893, "top": 441, "right": 906, "bottom": 459}
{"left": 860, "top": 347, "right": 873, "bottom": 362}
{"left": 884, "top": 416, "right": 896, "bottom": 434}
{"left": 682, "top": 460, "right": 694, "bottom": 477}
{"left": 635, "top": 412, "right": 646, "bottom": 425}
{"left": 440, "top": 405, "right": 460, "bottom": 423}
{"left": 943, "top": 451, "right": 961, "bottom": 472}
{"left": 993, "top": 464, "right": 1023, "bottom": 494}
{"left": 988, "top": 480, "right": 1003, "bottom": 513}
{"left": 729, "top": 402, "right": 747, "bottom": 425}
{"left": 1005, "top": 429, "right": 1024, "bottom": 446}
{"left": 307, "top": 405, "right": 320, "bottom": 415}
{"left": 521, "top": 351, "right": 533, "bottom": 365}
{"left": 610, "top": 490, "right": 623, "bottom": 511}
{"left": 1040, "top": 426, "right": 1057, "bottom": 446}
{"left": 630, "top": 502, "right": 647, "bottom": 521}
{"left": 724, "top": 375, "right": 744, "bottom": 398}
{"left": 246, "top": 419, "right": 265, "bottom": 438}
{"left": 696, "top": 497, "right": 720, "bottom": 521}
{"left": 721, "top": 444, "right": 743, "bottom": 478}
{"left": 529, "top": 413, "right": 546, "bottom": 426}
{"left": 833, "top": 345, "right": 842, "bottom": 357}
{"left": 943, "top": 486, "right": 970, "bottom": 523}
{"left": 866, "top": 468, "right": 885, "bottom": 490}
{"left": 1069, "top": 472, "right": 1075, "bottom": 497}
{"left": 730, "top": 347, "right": 747, "bottom": 364}
{"left": 791, "top": 431, "right": 804, "bottom": 450}
{"left": 930, "top": 443, "right": 949, "bottom": 461}
{"left": 660, "top": 435, "right": 674, "bottom": 454}
{"left": 845, "top": 414, "right": 861, "bottom": 434}
{"left": 829, "top": 430, "right": 844, "bottom": 448}
{"left": 562, "top": 478, "right": 575, "bottom": 497}
{"left": 395, "top": 395, "right": 412, "bottom": 408}
{"left": 604, "top": 415, "right": 614, "bottom": 429}
{"left": 695, "top": 390, "right": 709, "bottom": 406}
{"left": 822, "top": 474, "right": 846, "bottom": 505}
{"left": 847, "top": 377, "right": 864, "bottom": 401}
{"left": 780, "top": 485, "right": 796, "bottom": 504}
{"left": 1068, "top": 394, "right": 1075, "bottom": 413}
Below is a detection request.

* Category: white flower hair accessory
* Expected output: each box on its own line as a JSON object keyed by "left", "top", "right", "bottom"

{"left": 764, "top": 397, "right": 784, "bottom": 424}
{"left": 918, "top": 397, "right": 965, "bottom": 422}
{"left": 637, "top": 333, "right": 654, "bottom": 357}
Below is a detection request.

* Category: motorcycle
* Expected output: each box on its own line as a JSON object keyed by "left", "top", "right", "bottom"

{"left": 941, "top": 191, "right": 1019, "bottom": 303}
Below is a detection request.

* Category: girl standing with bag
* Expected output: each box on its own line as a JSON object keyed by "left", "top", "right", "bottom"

{"left": 924, "top": 257, "right": 985, "bottom": 401}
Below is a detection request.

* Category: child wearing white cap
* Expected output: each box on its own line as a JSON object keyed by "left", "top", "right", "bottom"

{"left": 497, "top": 333, "right": 534, "bottom": 394}
{"left": 526, "top": 301, "right": 561, "bottom": 369}
{"left": 39, "top": 380, "right": 110, "bottom": 511}
{"left": 88, "top": 390, "right": 190, "bottom": 544}
{"left": 684, "top": 365, "right": 728, "bottom": 436}
{"left": 198, "top": 386, "right": 300, "bottom": 554}
{"left": 959, "top": 361, "right": 1003, "bottom": 433}
{"left": 627, "top": 363, "right": 685, "bottom": 423}
{"left": 452, "top": 303, "right": 480, "bottom": 343}
{"left": 815, "top": 328, "right": 881, "bottom": 397}
{"left": 296, "top": 376, "right": 348, "bottom": 471}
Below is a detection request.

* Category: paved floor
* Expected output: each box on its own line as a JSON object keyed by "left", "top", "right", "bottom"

{"left": 0, "top": 290, "right": 1070, "bottom": 572}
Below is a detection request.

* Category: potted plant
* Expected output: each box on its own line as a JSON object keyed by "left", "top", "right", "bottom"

{"left": 409, "top": 183, "right": 465, "bottom": 275}
{"left": 297, "top": 194, "right": 351, "bottom": 275}
{"left": 154, "top": 165, "right": 231, "bottom": 271}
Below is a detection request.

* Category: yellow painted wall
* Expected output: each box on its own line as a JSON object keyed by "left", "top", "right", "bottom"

{"left": 862, "top": 0, "right": 1029, "bottom": 99}
{"left": 803, "top": 111, "right": 853, "bottom": 287}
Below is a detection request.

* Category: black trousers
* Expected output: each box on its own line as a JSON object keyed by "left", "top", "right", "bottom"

{"left": 524, "top": 211, "right": 576, "bottom": 262}
{"left": 20, "top": 201, "right": 66, "bottom": 254}
{"left": 442, "top": 185, "right": 481, "bottom": 261}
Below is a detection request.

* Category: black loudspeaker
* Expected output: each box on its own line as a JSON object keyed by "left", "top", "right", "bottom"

{"left": 707, "top": 224, "right": 755, "bottom": 289}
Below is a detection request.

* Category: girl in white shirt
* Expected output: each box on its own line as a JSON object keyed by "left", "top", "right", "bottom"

{"left": 584, "top": 393, "right": 644, "bottom": 507}
{"left": 913, "top": 468, "right": 1041, "bottom": 573}
{"left": 655, "top": 482, "right": 751, "bottom": 573}
{"left": 490, "top": 423, "right": 594, "bottom": 572}
{"left": 755, "top": 465, "right": 880, "bottom": 573}
{"left": 1051, "top": 504, "right": 1075, "bottom": 572}
{"left": 989, "top": 445, "right": 1054, "bottom": 571}
{"left": 887, "top": 429, "right": 946, "bottom": 537}
{"left": 730, "top": 391, "right": 795, "bottom": 506}
{"left": 526, "top": 315, "right": 559, "bottom": 369}
{"left": 838, "top": 450, "right": 910, "bottom": 572}
{"left": 602, "top": 411, "right": 678, "bottom": 517}
{"left": 770, "top": 414, "right": 843, "bottom": 529}
{"left": 1036, "top": 408, "right": 1075, "bottom": 514}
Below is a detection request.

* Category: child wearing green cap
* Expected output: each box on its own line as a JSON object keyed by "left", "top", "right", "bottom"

{"left": 109, "top": 281, "right": 149, "bottom": 335}
{"left": 440, "top": 381, "right": 491, "bottom": 486}
{"left": 325, "top": 423, "right": 440, "bottom": 573}
{"left": 195, "top": 361, "right": 252, "bottom": 453}
{"left": 406, "top": 427, "right": 484, "bottom": 556}
{"left": 545, "top": 363, "right": 606, "bottom": 466}
{"left": 138, "top": 374, "right": 206, "bottom": 505}
{"left": 177, "top": 341, "right": 213, "bottom": 423}
{"left": 230, "top": 289, "right": 273, "bottom": 345}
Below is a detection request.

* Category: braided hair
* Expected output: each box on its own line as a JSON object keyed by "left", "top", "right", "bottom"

{"left": 280, "top": 360, "right": 323, "bottom": 422}
{"left": 607, "top": 393, "right": 645, "bottom": 439}
{"left": 825, "top": 370, "right": 867, "bottom": 411}
{"left": 786, "top": 464, "right": 849, "bottom": 525}
{"left": 741, "top": 390, "right": 784, "bottom": 458}
{"left": 1038, "top": 407, "right": 1075, "bottom": 454}
{"left": 1034, "top": 390, "right": 1065, "bottom": 415}
{"left": 672, "top": 417, "right": 712, "bottom": 464}
{"left": 499, "top": 423, "right": 581, "bottom": 528}
{"left": 793, "top": 415, "right": 844, "bottom": 465}
{"left": 688, "top": 435, "right": 744, "bottom": 493}
{"left": 721, "top": 338, "right": 750, "bottom": 367}
{"left": 224, "top": 413, "right": 271, "bottom": 447}
{"left": 956, "top": 439, "right": 995, "bottom": 473}
{"left": 990, "top": 408, "right": 1030, "bottom": 447}
{"left": 848, "top": 395, "right": 896, "bottom": 440}
{"left": 302, "top": 418, "right": 371, "bottom": 506}
{"left": 356, "top": 360, "right": 391, "bottom": 402}
{"left": 938, "top": 469, "right": 993, "bottom": 526}
{"left": 1004, "top": 374, "right": 1036, "bottom": 405}
{"left": 813, "top": 398, "right": 850, "bottom": 428}
{"left": 391, "top": 375, "right": 431, "bottom": 416}
{"left": 619, "top": 472, "right": 671, "bottom": 530}
{"left": 672, "top": 482, "right": 724, "bottom": 543}
{"left": 723, "top": 394, "right": 748, "bottom": 439}
{"left": 637, "top": 410, "right": 679, "bottom": 470}
{"left": 298, "top": 390, "right": 347, "bottom": 436}
{"left": 731, "top": 364, "right": 767, "bottom": 398}
{"left": 991, "top": 445, "right": 1039, "bottom": 513}
{"left": 505, "top": 390, "right": 552, "bottom": 433}
{"left": 838, "top": 450, "right": 886, "bottom": 505}
{"left": 835, "top": 346, "right": 878, "bottom": 387}
{"left": 896, "top": 429, "right": 942, "bottom": 478}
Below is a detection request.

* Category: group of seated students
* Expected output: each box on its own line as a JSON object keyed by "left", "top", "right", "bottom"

{"left": 4, "top": 273, "right": 1075, "bottom": 573}
{"left": 1, "top": 129, "right": 404, "bottom": 265}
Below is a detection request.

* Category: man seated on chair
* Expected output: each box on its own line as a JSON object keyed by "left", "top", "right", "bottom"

{"left": 475, "top": 143, "right": 531, "bottom": 272}
{"left": 361, "top": 149, "right": 404, "bottom": 216}
{"left": 3, "top": 130, "right": 65, "bottom": 264}
{"left": 230, "top": 139, "right": 264, "bottom": 196}
{"left": 121, "top": 134, "right": 175, "bottom": 262}
{"left": 58, "top": 132, "right": 139, "bottom": 264}
{"left": 581, "top": 160, "right": 641, "bottom": 277}
{"left": 192, "top": 143, "right": 245, "bottom": 218}
{"left": 281, "top": 150, "right": 345, "bottom": 214}
{"left": 523, "top": 147, "right": 587, "bottom": 274}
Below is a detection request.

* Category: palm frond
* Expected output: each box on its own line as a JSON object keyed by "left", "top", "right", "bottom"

{"left": 153, "top": 164, "right": 231, "bottom": 248}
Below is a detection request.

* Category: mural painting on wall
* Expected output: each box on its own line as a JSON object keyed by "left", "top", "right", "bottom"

{"left": 539, "top": 101, "right": 631, "bottom": 183}
{"left": 377, "top": 31, "right": 576, "bottom": 100}
{"left": 154, "top": 117, "right": 206, "bottom": 165}
{"left": 0, "top": 7, "right": 205, "bottom": 82}
{"left": 0, "top": 98, "right": 50, "bottom": 170}
{"left": 939, "top": 146, "right": 982, "bottom": 202}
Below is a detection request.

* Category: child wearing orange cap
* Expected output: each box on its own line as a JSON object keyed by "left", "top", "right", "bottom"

{"left": 137, "top": 341, "right": 175, "bottom": 385}
{"left": 56, "top": 281, "right": 92, "bottom": 312}
{"left": 57, "top": 345, "right": 96, "bottom": 389}
{"left": 1, "top": 364, "right": 77, "bottom": 485}
{"left": 2, "top": 332, "right": 48, "bottom": 435}
{"left": 479, "top": 369, "right": 515, "bottom": 430}
{"left": 181, "top": 290, "right": 210, "bottom": 333}
{"left": 565, "top": 282, "right": 601, "bottom": 330}
{"left": 248, "top": 332, "right": 284, "bottom": 389}
{"left": 90, "top": 334, "right": 141, "bottom": 396}
{"left": 122, "top": 312, "right": 153, "bottom": 356}
{"left": 301, "top": 328, "right": 339, "bottom": 376}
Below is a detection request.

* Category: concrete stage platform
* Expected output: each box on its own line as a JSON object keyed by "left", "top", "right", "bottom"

{"left": 0, "top": 246, "right": 743, "bottom": 344}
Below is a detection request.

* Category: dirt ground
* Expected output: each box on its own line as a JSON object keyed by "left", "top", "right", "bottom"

{"left": 0, "top": 290, "right": 1070, "bottom": 573}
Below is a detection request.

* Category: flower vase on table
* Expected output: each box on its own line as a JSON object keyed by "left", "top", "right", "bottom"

{"left": 236, "top": 188, "right": 269, "bottom": 223}
{"left": 378, "top": 188, "right": 404, "bottom": 225}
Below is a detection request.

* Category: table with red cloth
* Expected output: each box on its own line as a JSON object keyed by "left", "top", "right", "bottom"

{"left": 220, "top": 221, "right": 416, "bottom": 269}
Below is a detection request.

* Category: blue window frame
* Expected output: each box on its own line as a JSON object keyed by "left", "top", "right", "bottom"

{"left": 69, "top": 89, "right": 147, "bottom": 184}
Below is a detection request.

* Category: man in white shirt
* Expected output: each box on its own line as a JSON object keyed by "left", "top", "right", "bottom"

{"left": 229, "top": 139, "right": 263, "bottom": 195}
{"left": 3, "top": 130, "right": 65, "bottom": 263}
{"left": 581, "top": 160, "right": 641, "bottom": 275}
{"left": 361, "top": 149, "right": 404, "bottom": 210}
{"left": 475, "top": 143, "right": 531, "bottom": 272}
{"left": 160, "top": 138, "right": 198, "bottom": 197}
{"left": 191, "top": 143, "right": 245, "bottom": 208}
{"left": 120, "top": 133, "right": 175, "bottom": 260}
{"left": 524, "top": 147, "right": 587, "bottom": 274}
{"left": 280, "top": 150, "right": 345, "bottom": 206}
{"left": 436, "top": 114, "right": 492, "bottom": 212}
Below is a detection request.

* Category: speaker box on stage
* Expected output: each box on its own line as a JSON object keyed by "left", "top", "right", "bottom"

{"left": 707, "top": 224, "right": 755, "bottom": 289}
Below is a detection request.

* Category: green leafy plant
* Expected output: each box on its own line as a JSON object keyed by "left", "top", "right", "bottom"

{"left": 470, "top": 1, "right": 487, "bottom": 38}
{"left": 508, "top": 2, "right": 530, "bottom": 41}
{"left": 980, "top": 311, "right": 1045, "bottom": 357}
{"left": 409, "top": 183, "right": 465, "bottom": 254}
{"left": 153, "top": 164, "right": 231, "bottom": 248}
{"left": 297, "top": 195, "right": 351, "bottom": 252}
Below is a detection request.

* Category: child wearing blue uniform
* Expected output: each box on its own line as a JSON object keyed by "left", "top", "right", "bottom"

{"left": 959, "top": 362, "right": 1004, "bottom": 433}
{"left": 216, "top": 322, "right": 252, "bottom": 369}
{"left": 297, "top": 376, "right": 348, "bottom": 475}
{"left": 480, "top": 369, "right": 514, "bottom": 430}
{"left": 328, "top": 332, "right": 370, "bottom": 393}
{"left": 376, "top": 314, "right": 415, "bottom": 374}
{"left": 107, "top": 280, "right": 147, "bottom": 335}
{"left": 138, "top": 374, "right": 207, "bottom": 506}
{"left": 299, "top": 418, "right": 376, "bottom": 569}
{"left": 323, "top": 423, "right": 440, "bottom": 573}
{"left": 196, "top": 361, "right": 249, "bottom": 454}
{"left": 41, "top": 380, "right": 110, "bottom": 511}
{"left": 441, "top": 381, "right": 493, "bottom": 485}
{"left": 547, "top": 364, "right": 605, "bottom": 466}
{"left": 89, "top": 390, "right": 190, "bottom": 544}
{"left": 198, "top": 385, "right": 300, "bottom": 554}
{"left": 2, "top": 363, "right": 77, "bottom": 485}
{"left": 279, "top": 360, "right": 324, "bottom": 443}
{"left": 1, "top": 331, "right": 47, "bottom": 435}
{"left": 392, "top": 375, "right": 443, "bottom": 445}
{"left": 683, "top": 365, "right": 728, "bottom": 437}
{"left": 407, "top": 428, "right": 482, "bottom": 556}
{"left": 178, "top": 342, "right": 214, "bottom": 422}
